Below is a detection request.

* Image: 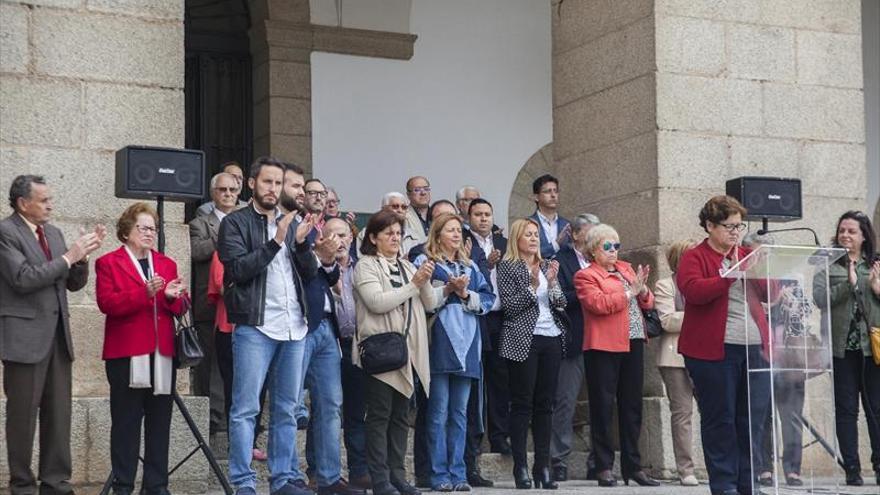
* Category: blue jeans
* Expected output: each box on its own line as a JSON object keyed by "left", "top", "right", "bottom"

{"left": 427, "top": 374, "right": 472, "bottom": 487}
{"left": 686, "top": 344, "right": 770, "bottom": 495}
{"left": 299, "top": 319, "right": 344, "bottom": 487}
{"left": 228, "top": 325, "right": 306, "bottom": 492}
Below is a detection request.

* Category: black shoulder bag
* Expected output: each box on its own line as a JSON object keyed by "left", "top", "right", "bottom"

{"left": 358, "top": 260, "right": 414, "bottom": 375}
{"left": 174, "top": 298, "right": 205, "bottom": 369}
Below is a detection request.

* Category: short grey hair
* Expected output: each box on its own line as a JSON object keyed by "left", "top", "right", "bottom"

{"left": 9, "top": 175, "right": 46, "bottom": 211}
{"left": 571, "top": 213, "right": 600, "bottom": 233}
{"left": 455, "top": 186, "right": 479, "bottom": 201}
{"left": 742, "top": 232, "right": 775, "bottom": 248}
{"left": 210, "top": 172, "right": 237, "bottom": 191}
{"left": 381, "top": 191, "right": 408, "bottom": 207}
{"left": 584, "top": 223, "right": 620, "bottom": 259}
{"left": 327, "top": 187, "right": 340, "bottom": 202}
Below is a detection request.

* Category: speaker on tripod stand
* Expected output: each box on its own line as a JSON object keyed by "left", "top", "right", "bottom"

{"left": 106, "top": 145, "right": 232, "bottom": 495}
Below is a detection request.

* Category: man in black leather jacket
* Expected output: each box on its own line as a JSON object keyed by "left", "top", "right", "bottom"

{"left": 217, "top": 156, "right": 338, "bottom": 495}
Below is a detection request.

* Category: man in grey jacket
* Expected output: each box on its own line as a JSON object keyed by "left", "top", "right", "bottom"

{"left": 0, "top": 175, "right": 105, "bottom": 495}
{"left": 189, "top": 171, "right": 242, "bottom": 432}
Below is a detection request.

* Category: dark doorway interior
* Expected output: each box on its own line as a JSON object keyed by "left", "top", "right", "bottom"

{"left": 185, "top": 0, "right": 253, "bottom": 219}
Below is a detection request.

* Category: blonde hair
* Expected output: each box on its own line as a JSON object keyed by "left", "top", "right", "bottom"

{"left": 504, "top": 218, "right": 542, "bottom": 262}
{"left": 424, "top": 213, "right": 471, "bottom": 264}
{"left": 584, "top": 223, "right": 620, "bottom": 260}
{"left": 665, "top": 238, "right": 697, "bottom": 273}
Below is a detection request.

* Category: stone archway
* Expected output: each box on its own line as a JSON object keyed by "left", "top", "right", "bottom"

{"left": 507, "top": 142, "right": 556, "bottom": 226}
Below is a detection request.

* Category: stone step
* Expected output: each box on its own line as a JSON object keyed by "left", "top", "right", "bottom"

{"left": 206, "top": 431, "right": 598, "bottom": 489}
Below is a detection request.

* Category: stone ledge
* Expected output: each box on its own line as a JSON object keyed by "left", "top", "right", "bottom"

{"left": 312, "top": 25, "right": 417, "bottom": 61}
{"left": 258, "top": 20, "right": 418, "bottom": 61}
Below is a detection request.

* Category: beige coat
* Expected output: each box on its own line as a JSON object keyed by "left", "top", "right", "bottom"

{"left": 654, "top": 277, "right": 686, "bottom": 368}
{"left": 402, "top": 206, "right": 428, "bottom": 256}
{"left": 353, "top": 254, "right": 438, "bottom": 398}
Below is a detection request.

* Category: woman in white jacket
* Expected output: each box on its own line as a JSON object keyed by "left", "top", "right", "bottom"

{"left": 654, "top": 239, "right": 699, "bottom": 487}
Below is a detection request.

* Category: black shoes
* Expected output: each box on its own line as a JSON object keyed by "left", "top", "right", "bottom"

{"left": 317, "top": 479, "right": 366, "bottom": 495}
{"left": 371, "top": 481, "right": 400, "bottom": 495}
{"left": 596, "top": 470, "right": 617, "bottom": 487}
{"left": 531, "top": 467, "right": 559, "bottom": 490}
{"left": 845, "top": 466, "right": 864, "bottom": 486}
{"left": 624, "top": 471, "right": 661, "bottom": 487}
{"left": 466, "top": 471, "right": 493, "bottom": 488}
{"left": 414, "top": 477, "right": 431, "bottom": 489}
{"left": 390, "top": 479, "right": 420, "bottom": 495}
{"left": 513, "top": 465, "right": 532, "bottom": 489}
{"left": 552, "top": 466, "right": 567, "bottom": 482}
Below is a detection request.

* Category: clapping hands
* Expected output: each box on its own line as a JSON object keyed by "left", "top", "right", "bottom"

{"left": 631, "top": 264, "right": 651, "bottom": 296}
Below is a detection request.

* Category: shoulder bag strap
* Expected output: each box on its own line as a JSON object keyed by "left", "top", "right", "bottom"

{"left": 398, "top": 260, "right": 413, "bottom": 338}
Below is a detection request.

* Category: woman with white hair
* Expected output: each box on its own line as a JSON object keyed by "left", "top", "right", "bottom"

{"left": 574, "top": 223, "right": 659, "bottom": 487}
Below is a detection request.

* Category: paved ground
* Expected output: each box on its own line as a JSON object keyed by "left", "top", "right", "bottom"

{"left": 191, "top": 479, "right": 880, "bottom": 495}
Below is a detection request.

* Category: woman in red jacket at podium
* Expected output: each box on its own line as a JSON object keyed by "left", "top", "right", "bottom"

{"left": 676, "top": 195, "right": 773, "bottom": 495}
{"left": 96, "top": 202, "right": 189, "bottom": 495}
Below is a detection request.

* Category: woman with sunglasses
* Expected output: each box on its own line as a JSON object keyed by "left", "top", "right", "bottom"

{"left": 676, "top": 195, "right": 774, "bottom": 495}
{"left": 574, "top": 224, "right": 658, "bottom": 487}
{"left": 813, "top": 210, "right": 880, "bottom": 486}
{"left": 496, "top": 218, "right": 568, "bottom": 490}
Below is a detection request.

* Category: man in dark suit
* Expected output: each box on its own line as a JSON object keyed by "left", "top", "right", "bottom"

{"left": 0, "top": 175, "right": 105, "bottom": 495}
{"left": 528, "top": 174, "right": 570, "bottom": 259}
{"left": 550, "top": 213, "right": 600, "bottom": 482}
{"left": 464, "top": 199, "right": 510, "bottom": 482}
{"left": 189, "top": 171, "right": 242, "bottom": 432}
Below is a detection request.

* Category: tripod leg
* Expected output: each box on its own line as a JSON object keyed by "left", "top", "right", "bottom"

{"left": 100, "top": 471, "right": 114, "bottom": 495}
{"left": 173, "top": 391, "right": 234, "bottom": 495}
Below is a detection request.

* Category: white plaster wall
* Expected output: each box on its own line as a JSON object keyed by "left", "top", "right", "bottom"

{"left": 863, "top": 0, "right": 879, "bottom": 213}
{"left": 311, "top": 0, "right": 553, "bottom": 227}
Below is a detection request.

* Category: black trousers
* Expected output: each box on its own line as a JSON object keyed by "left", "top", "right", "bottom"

{"left": 585, "top": 340, "right": 645, "bottom": 477}
{"left": 507, "top": 335, "right": 562, "bottom": 469}
{"left": 464, "top": 378, "right": 482, "bottom": 473}
{"left": 364, "top": 376, "right": 411, "bottom": 486}
{"left": 484, "top": 313, "right": 510, "bottom": 449}
{"left": 106, "top": 357, "right": 176, "bottom": 494}
{"left": 413, "top": 382, "right": 430, "bottom": 480}
{"left": 3, "top": 321, "right": 73, "bottom": 495}
{"left": 833, "top": 350, "right": 880, "bottom": 473}
{"left": 340, "top": 338, "right": 369, "bottom": 478}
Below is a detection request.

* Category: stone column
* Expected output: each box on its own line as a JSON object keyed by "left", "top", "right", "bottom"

{"left": 0, "top": 0, "right": 207, "bottom": 487}
{"left": 250, "top": 0, "right": 314, "bottom": 172}
{"left": 552, "top": 0, "right": 867, "bottom": 477}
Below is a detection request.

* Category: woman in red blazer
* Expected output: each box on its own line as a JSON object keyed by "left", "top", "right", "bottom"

{"left": 675, "top": 196, "right": 773, "bottom": 495}
{"left": 96, "top": 202, "right": 187, "bottom": 495}
{"left": 574, "top": 224, "right": 658, "bottom": 487}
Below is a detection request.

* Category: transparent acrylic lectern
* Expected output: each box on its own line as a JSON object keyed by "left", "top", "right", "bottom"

{"left": 722, "top": 244, "right": 849, "bottom": 494}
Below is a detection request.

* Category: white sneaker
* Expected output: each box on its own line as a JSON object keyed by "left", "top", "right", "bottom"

{"left": 680, "top": 474, "right": 699, "bottom": 486}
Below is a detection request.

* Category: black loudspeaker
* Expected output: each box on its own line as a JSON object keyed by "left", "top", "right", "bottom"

{"left": 115, "top": 146, "right": 205, "bottom": 201}
{"left": 726, "top": 176, "right": 802, "bottom": 222}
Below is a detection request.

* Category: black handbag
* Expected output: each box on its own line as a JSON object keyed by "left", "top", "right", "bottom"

{"left": 358, "top": 260, "right": 413, "bottom": 375}
{"left": 642, "top": 308, "right": 664, "bottom": 338}
{"left": 174, "top": 299, "right": 204, "bottom": 369}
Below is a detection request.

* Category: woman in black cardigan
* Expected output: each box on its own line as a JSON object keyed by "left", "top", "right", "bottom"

{"left": 497, "top": 218, "right": 568, "bottom": 490}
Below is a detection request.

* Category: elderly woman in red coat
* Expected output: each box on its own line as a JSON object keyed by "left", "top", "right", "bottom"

{"left": 96, "top": 202, "right": 188, "bottom": 495}
{"left": 574, "top": 223, "right": 659, "bottom": 488}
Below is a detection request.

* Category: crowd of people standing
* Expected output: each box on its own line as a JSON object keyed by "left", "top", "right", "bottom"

{"left": 1, "top": 160, "right": 879, "bottom": 495}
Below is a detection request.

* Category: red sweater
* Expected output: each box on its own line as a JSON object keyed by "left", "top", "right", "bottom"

{"left": 96, "top": 246, "right": 188, "bottom": 359}
{"left": 676, "top": 239, "right": 773, "bottom": 361}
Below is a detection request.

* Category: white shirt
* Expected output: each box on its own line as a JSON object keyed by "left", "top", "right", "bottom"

{"left": 213, "top": 208, "right": 228, "bottom": 222}
{"left": 575, "top": 249, "right": 590, "bottom": 270}
{"left": 534, "top": 271, "right": 562, "bottom": 337}
{"left": 537, "top": 211, "right": 560, "bottom": 253}
{"left": 258, "top": 207, "right": 308, "bottom": 341}
{"left": 473, "top": 231, "right": 502, "bottom": 311}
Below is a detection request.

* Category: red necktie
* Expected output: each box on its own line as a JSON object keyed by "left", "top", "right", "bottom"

{"left": 36, "top": 225, "right": 52, "bottom": 260}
